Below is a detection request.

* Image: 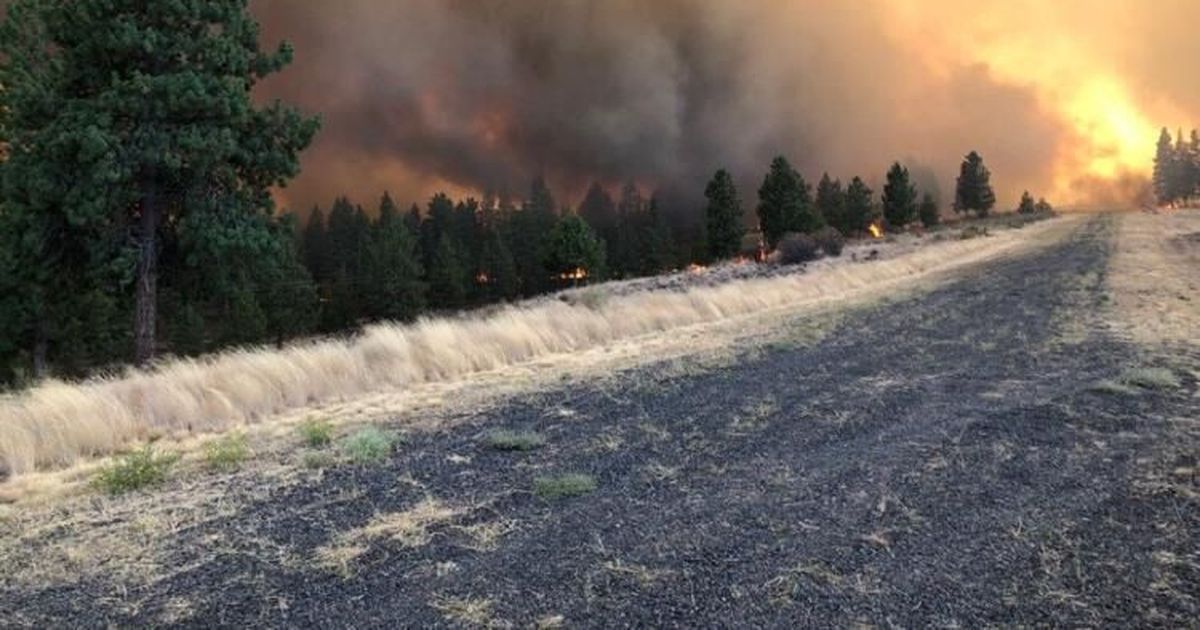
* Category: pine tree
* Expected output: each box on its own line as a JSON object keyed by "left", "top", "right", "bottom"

{"left": 704, "top": 169, "right": 745, "bottom": 261}
{"left": 757, "top": 156, "right": 819, "bottom": 248}
{"left": 476, "top": 225, "right": 519, "bottom": 301}
{"left": 843, "top": 177, "right": 875, "bottom": 234}
{"left": 509, "top": 176, "right": 559, "bottom": 295}
{"left": 301, "top": 206, "right": 331, "bottom": 282}
{"left": 363, "top": 194, "right": 425, "bottom": 322}
{"left": 1017, "top": 191, "right": 1036, "bottom": 214}
{"left": 544, "top": 214, "right": 606, "bottom": 285}
{"left": 0, "top": 0, "right": 319, "bottom": 366}
{"left": 918, "top": 193, "right": 940, "bottom": 227}
{"left": 428, "top": 235, "right": 470, "bottom": 309}
{"left": 1173, "top": 128, "right": 1194, "bottom": 205}
{"left": 636, "top": 195, "right": 676, "bottom": 275}
{"left": 954, "top": 151, "right": 997, "bottom": 217}
{"left": 882, "top": 162, "right": 918, "bottom": 228}
{"left": 420, "top": 192, "right": 456, "bottom": 270}
{"left": 815, "top": 173, "right": 846, "bottom": 234}
{"left": 1153, "top": 127, "right": 1175, "bottom": 206}
{"left": 578, "top": 182, "right": 617, "bottom": 265}
{"left": 614, "top": 181, "right": 652, "bottom": 277}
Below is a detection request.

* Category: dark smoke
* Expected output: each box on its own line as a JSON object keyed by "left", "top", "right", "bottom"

{"left": 249, "top": 1, "right": 1160, "bottom": 214}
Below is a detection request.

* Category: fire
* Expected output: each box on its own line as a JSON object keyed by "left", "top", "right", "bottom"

{"left": 559, "top": 267, "right": 588, "bottom": 281}
{"left": 687, "top": 263, "right": 708, "bottom": 274}
{"left": 868, "top": 223, "right": 883, "bottom": 239}
{"left": 883, "top": 1, "right": 1188, "bottom": 203}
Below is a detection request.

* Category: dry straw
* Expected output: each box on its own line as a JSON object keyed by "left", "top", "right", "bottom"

{"left": 0, "top": 222, "right": 1058, "bottom": 476}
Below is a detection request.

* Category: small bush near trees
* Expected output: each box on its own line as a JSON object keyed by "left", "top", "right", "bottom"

{"left": 534, "top": 473, "right": 597, "bottom": 499}
{"left": 812, "top": 226, "right": 845, "bottom": 257}
{"left": 1017, "top": 191, "right": 1037, "bottom": 214}
{"left": 94, "top": 446, "right": 179, "bottom": 495}
{"left": 299, "top": 418, "right": 335, "bottom": 448}
{"left": 342, "top": 426, "right": 402, "bottom": 465}
{"left": 204, "top": 433, "right": 250, "bottom": 471}
{"left": 918, "top": 193, "right": 940, "bottom": 227}
{"left": 776, "top": 233, "right": 821, "bottom": 264}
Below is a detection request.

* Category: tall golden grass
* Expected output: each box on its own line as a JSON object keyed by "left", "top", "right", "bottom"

{"left": 0, "top": 222, "right": 1062, "bottom": 476}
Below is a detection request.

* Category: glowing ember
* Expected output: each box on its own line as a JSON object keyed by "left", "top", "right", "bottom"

{"left": 868, "top": 223, "right": 884, "bottom": 239}
{"left": 559, "top": 267, "right": 588, "bottom": 281}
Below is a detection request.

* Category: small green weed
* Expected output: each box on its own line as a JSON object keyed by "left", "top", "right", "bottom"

{"left": 94, "top": 446, "right": 179, "bottom": 495}
{"left": 341, "top": 426, "right": 402, "bottom": 465}
{"left": 1090, "top": 379, "right": 1139, "bottom": 396}
{"left": 204, "top": 433, "right": 250, "bottom": 471}
{"left": 1122, "top": 367, "right": 1180, "bottom": 390}
{"left": 534, "top": 473, "right": 597, "bottom": 499}
{"left": 299, "top": 418, "right": 335, "bottom": 448}
{"left": 486, "top": 429, "right": 546, "bottom": 452}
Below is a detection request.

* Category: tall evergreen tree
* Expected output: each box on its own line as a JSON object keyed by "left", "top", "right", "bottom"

{"left": 635, "top": 195, "right": 676, "bottom": 275}
{"left": 578, "top": 182, "right": 617, "bottom": 246}
{"left": 843, "top": 177, "right": 875, "bottom": 234}
{"left": 427, "top": 235, "right": 470, "bottom": 309}
{"left": 544, "top": 214, "right": 606, "bottom": 285}
{"left": 1153, "top": 127, "right": 1175, "bottom": 206}
{"left": 815, "top": 173, "right": 846, "bottom": 234}
{"left": 611, "top": 181, "right": 645, "bottom": 277}
{"left": 363, "top": 194, "right": 425, "bottom": 322}
{"left": 757, "top": 156, "right": 818, "bottom": 248}
{"left": 476, "top": 225, "right": 519, "bottom": 301}
{"left": 509, "top": 176, "right": 558, "bottom": 295}
{"left": 704, "top": 169, "right": 745, "bottom": 261}
{"left": 882, "top": 162, "right": 918, "bottom": 228}
{"left": 301, "top": 206, "right": 331, "bottom": 282}
{"left": 1172, "top": 128, "right": 1194, "bottom": 205}
{"left": 954, "top": 151, "right": 997, "bottom": 217}
{"left": 0, "top": 0, "right": 319, "bottom": 366}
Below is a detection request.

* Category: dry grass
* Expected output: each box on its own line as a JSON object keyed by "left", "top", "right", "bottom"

{"left": 1108, "top": 209, "right": 1200, "bottom": 347}
{"left": 0, "top": 216, "right": 1071, "bottom": 477}
{"left": 315, "top": 498, "right": 462, "bottom": 576}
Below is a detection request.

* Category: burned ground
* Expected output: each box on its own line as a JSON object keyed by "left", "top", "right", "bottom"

{"left": 3, "top": 215, "right": 1198, "bottom": 627}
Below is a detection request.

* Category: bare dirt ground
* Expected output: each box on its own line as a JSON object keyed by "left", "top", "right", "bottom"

{"left": 2, "top": 212, "right": 1198, "bottom": 627}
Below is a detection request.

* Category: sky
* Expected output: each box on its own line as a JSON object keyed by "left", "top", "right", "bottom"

{"left": 251, "top": 0, "right": 1200, "bottom": 214}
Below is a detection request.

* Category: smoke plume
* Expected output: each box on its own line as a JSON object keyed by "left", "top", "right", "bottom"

{"left": 252, "top": 0, "right": 1200, "bottom": 213}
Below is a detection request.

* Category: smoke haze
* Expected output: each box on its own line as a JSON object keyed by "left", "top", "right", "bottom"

{"left": 252, "top": 0, "right": 1200, "bottom": 213}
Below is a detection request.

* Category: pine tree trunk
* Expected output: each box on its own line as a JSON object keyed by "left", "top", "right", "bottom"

{"left": 134, "top": 190, "right": 160, "bottom": 366}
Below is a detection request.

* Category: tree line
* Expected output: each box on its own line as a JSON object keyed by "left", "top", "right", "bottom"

{"left": 1153, "top": 127, "right": 1200, "bottom": 206}
{"left": 0, "top": 0, "right": 1012, "bottom": 386}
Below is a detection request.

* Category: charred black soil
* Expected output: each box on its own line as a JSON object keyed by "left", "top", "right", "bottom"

{"left": 4, "top": 215, "right": 1199, "bottom": 627}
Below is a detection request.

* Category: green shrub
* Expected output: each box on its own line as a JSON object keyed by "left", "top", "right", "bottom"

{"left": 486, "top": 429, "right": 546, "bottom": 452}
{"left": 776, "top": 233, "right": 820, "bottom": 264}
{"left": 204, "top": 433, "right": 250, "bottom": 471}
{"left": 94, "top": 446, "right": 179, "bottom": 495}
{"left": 534, "top": 473, "right": 597, "bottom": 499}
{"left": 299, "top": 418, "right": 335, "bottom": 448}
{"left": 341, "top": 426, "right": 401, "bottom": 465}
{"left": 1122, "top": 367, "right": 1180, "bottom": 390}
{"left": 812, "top": 227, "right": 845, "bottom": 257}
